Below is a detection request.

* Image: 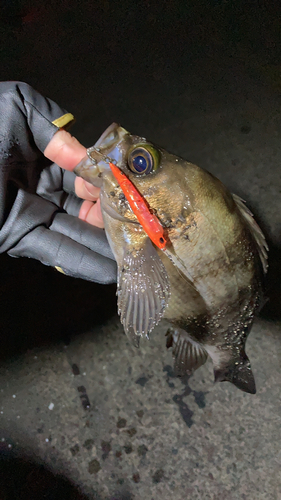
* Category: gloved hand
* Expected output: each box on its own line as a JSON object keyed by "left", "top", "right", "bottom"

{"left": 0, "top": 81, "right": 117, "bottom": 284}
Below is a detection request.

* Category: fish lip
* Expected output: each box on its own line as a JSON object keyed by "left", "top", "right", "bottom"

{"left": 74, "top": 123, "right": 130, "bottom": 186}
{"left": 94, "top": 122, "right": 120, "bottom": 149}
{"left": 101, "top": 199, "right": 139, "bottom": 225}
{"left": 94, "top": 122, "right": 129, "bottom": 155}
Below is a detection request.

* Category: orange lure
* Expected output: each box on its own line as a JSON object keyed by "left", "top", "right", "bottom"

{"left": 109, "top": 162, "right": 168, "bottom": 250}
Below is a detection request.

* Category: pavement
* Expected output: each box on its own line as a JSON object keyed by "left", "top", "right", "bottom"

{"left": 0, "top": 2, "right": 281, "bottom": 499}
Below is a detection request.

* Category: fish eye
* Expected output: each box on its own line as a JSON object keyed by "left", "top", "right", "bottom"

{"left": 127, "top": 144, "right": 160, "bottom": 175}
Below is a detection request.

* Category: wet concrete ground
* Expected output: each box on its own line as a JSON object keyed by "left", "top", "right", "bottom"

{"left": 1, "top": 2, "right": 281, "bottom": 499}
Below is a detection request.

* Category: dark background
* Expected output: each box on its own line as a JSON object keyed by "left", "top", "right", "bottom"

{"left": 0, "top": 3, "right": 281, "bottom": 497}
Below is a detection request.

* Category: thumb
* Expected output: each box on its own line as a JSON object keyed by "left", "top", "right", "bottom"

{"left": 44, "top": 129, "right": 86, "bottom": 170}
{"left": 44, "top": 129, "right": 103, "bottom": 227}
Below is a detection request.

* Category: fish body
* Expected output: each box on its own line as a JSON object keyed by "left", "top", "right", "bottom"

{"left": 75, "top": 123, "right": 268, "bottom": 394}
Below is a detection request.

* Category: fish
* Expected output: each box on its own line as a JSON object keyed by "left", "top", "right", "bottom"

{"left": 74, "top": 123, "right": 268, "bottom": 394}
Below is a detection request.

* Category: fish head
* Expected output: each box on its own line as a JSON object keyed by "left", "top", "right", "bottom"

{"left": 75, "top": 123, "right": 195, "bottom": 237}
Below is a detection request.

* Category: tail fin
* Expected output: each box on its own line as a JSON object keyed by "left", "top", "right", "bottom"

{"left": 214, "top": 351, "right": 256, "bottom": 394}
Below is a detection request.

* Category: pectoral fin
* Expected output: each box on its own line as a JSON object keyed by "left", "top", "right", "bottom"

{"left": 166, "top": 328, "right": 208, "bottom": 376}
{"left": 118, "top": 237, "right": 170, "bottom": 346}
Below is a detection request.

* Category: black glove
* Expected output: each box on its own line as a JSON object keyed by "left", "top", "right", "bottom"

{"left": 0, "top": 81, "right": 117, "bottom": 284}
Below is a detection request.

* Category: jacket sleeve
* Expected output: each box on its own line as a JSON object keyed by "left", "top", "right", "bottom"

{"left": 0, "top": 81, "right": 74, "bottom": 250}
{"left": 0, "top": 81, "right": 117, "bottom": 284}
{"left": 0, "top": 81, "right": 74, "bottom": 153}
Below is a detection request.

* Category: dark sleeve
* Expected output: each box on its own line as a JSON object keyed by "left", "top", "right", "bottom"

{"left": 0, "top": 81, "right": 74, "bottom": 152}
{"left": 0, "top": 82, "right": 117, "bottom": 284}
{"left": 0, "top": 81, "right": 74, "bottom": 248}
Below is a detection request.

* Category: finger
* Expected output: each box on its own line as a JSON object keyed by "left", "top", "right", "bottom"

{"left": 44, "top": 129, "right": 86, "bottom": 170}
{"left": 79, "top": 199, "right": 104, "bottom": 228}
{"left": 75, "top": 177, "right": 100, "bottom": 200}
{"left": 8, "top": 224, "right": 117, "bottom": 284}
{"left": 50, "top": 212, "right": 114, "bottom": 260}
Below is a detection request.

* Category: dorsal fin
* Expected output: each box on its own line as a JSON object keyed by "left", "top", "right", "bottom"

{"left": 232, "top": 193, "right": 268, "bottom": 274}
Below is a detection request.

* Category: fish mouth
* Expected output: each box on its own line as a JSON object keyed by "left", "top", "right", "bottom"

{"left": 74, "top": 123, "right": 129, "bottom": 187}
{"left": 94, "top": 122, "right": 123, "bottom": 150}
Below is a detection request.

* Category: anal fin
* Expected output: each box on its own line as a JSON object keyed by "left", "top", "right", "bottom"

{"left": 166, "top": 328, "right": 208, "bottom": 377}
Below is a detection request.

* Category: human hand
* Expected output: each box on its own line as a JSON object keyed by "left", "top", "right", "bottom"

{"left": 44, "top": 128, "right": 104, "bottom": 229}
{"left": 0, "top": 81, "right": 117, "bottom": 284}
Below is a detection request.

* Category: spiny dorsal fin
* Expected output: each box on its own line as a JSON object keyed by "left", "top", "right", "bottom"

{"left": 232, "top": 193, "right": 268, "bottom": 274}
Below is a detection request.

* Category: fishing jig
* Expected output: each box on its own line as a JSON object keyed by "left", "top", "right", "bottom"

{"left": 109, "top": 162, "right": 168, "bottom": 250}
